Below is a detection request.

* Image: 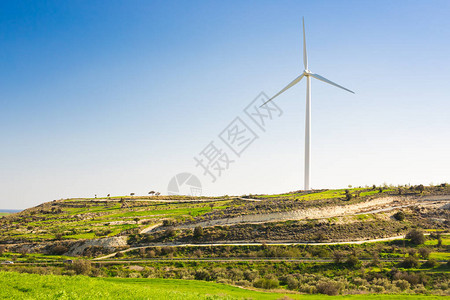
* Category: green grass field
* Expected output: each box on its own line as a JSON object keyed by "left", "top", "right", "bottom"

{"left": 0, "top": 272, "right": 444, "bottom": 300}
{"left": 0, "top": 213, "right": 10, "bottom": 216}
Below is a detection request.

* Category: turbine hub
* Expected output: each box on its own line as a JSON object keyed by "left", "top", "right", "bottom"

{"left": 304, "top": 69, "right": 311, "bottom": 75}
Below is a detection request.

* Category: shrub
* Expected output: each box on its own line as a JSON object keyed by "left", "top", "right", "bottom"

{"left": 393, "top": 211, "right": 405, "bottom": 221}
{"left": 316, "top": 280, "right": 341, "bottom": 295}
{"left": 406, "top": 229, "right": 425, "bottom": 245}
{"left": 418, "top": 247, "right": 431, "bottom": 259}
{"left": 163, "top": 219, "right": 175, "bottom": 227}
{"left": 399, "top": 256, "right": 419, "bottom": 268}
{"left": 0, "top": 245, "right": 5, "bottom": 256}
{"left": 195, "top": 269, "right": 212, "bottom": 281}
{"left": 71, "top": 260, "right": 92, "bottom": 275}
{"left": 193, "top": 226, "right": 204, "bottom": 239}
{"left": 235, "top": 279, "right": 251, "bottom": 287}
{"left": 345, "top": 255, "right": 360, "bottom": 268}
{"left": 344, "top": 190, "right": 353, "bottom": 201}
{"left": 286, "top": 275, "right": 299, "bottom": 290}
{"left": 165, "top": 227, "right": 177, "bottom": 238}
{"left": 244, "top": 270, "right": 258, "bottom": 281}
{"left": 51, "top": 245, "right": 68, "bottom": 255}
{"left": 253, "top": 277, "right": 279, "bottom": 289}
{"left": 394, "top": 279, "right": 410, "bottom": 291}
{"left": 332, "top": 250, "right": 346, "bottom": 264}
{"left": 422, "top": 259, "right": 438, "bottom": 268}
{"left": 415, "top": 184, "right": 425, "bottom": 193}
{"left": 299, "top": 283, "right": 317, "bottom": 294}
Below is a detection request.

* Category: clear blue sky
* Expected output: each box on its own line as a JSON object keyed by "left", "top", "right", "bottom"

{"left": 1, "top": 1, "right": 449, "bottom": 209}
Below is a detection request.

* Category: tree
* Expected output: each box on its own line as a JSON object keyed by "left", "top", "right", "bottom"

{"left": 155, "top": 192, "right": 160, "bottom": 196}
{"left": 130, "top": 193, "right": 135, "bottom": 196}
{"left": 134, "top": 217, "right": 140, "bottom": 224}
{"left": 107, "top": 194, "right": 110, "bottom": 198}
{"left": 406, "top": 229, "right": 425, "bottom": 245}
{"left": 0, "top": 245, "right": 5, "bottom": 256}
{"left": 209, "top": 203, "right": 215, "bottom": 210}
{"left": 148, "top": 191, "right": 155, "bottom": 196}
{"left": 194, "top": 226, "right": 204, "bottom": 239}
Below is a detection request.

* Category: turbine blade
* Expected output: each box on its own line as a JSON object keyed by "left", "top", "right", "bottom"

{"left": 260, "top": 74, "right": 305, "bottom": 107}
{"left": 303, "top": 17, "right": 308, "bottom": 70}
{"left": 310, "top": 73, "right": 355, "bottom": 94}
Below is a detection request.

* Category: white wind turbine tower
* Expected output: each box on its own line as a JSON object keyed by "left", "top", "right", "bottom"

{"left": 261, "top": 17, "right": 354, "bottom": 191}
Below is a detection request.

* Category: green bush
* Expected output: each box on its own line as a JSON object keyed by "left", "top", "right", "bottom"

{"left": 345, "top": 255, "right": 360, "bottom": 268}
{"left": 406, "top": 229, "right": 425, "bottom": 245}
{"left": 253, "top": 277, "right": 279, "bottom": 289}
{"left": 393, "top": 211, "right": 405, "bottom": 221}
{"left": 418, "top": 247, "right": 431, "bottom": 259}
{"left": 399, "top": 256, "right": 419, "bottom": 268}
{"left": 394, "top": 279, "right": 410, "bottom": 291}
{"left": 316, "top": 280, "right": 341, "bottom": 295}
{"left": 193, "top": 226, "right": 204, "bottom": 239}
{"left": 70, "top": 260, "right": 92, "bottom": 275}
{"left": 422, "top": 259, "right": 438, "bottom": 268}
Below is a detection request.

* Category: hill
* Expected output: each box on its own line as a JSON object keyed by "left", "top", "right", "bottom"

{"left": 0, "top": 184, "right": 449, "bottom": 297}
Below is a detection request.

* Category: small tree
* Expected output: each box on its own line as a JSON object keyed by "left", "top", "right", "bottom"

{"left": 155, "top": 192, "right": 160, "bottom": 196}
{"left": 134, "top": 217, "right": 140, "bottom": 224}
{"left": 406, "top": 229, "right": 425, "bottom": 245}
{"left": 130, "top": 193, "right": 135, "bottom": 196}
{"left": 148, "top": 191, "right": 155, "bottom": 196}
{"left": 193, "top": 226, "right": 204, "bottom": 239}
{"left": 0, "top": 245, "right": 5, "bottom": 256}
{"left": 209, "top": 203, "right": 214, "bottom": 210}
{"left": 107, "top": 194, "right": 110, "bottom": 198}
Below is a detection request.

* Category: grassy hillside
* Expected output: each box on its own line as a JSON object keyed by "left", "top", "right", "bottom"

{"left": 0, "top": 184, "right": 448, "bottom": 297}
{"left": 0, "top": 272, "right": 444, "bottom": 300}
{"left": 1, "top": 185, "right": 448, "bottom": 244}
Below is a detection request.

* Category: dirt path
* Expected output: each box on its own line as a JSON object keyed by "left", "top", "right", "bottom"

{"left": 173, "top": 196, "right": 449, "bottom": 230}
{"left": 94, "top": 234, "right": 412, "bottom": 260}
{"left": 139, "top": 223, "right": 162, "bottom": 234}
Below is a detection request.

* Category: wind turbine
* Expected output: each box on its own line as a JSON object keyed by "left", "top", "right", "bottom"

{"left": 261, "top": 17, "right": 354, "bottom": 191}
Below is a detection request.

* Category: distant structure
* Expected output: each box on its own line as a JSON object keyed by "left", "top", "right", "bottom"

{"left": 262, "top": 17, "right": 354, "bottom": 190}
